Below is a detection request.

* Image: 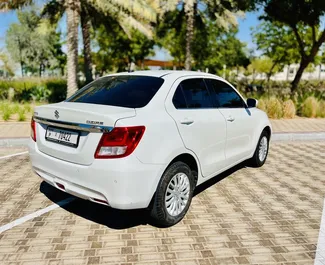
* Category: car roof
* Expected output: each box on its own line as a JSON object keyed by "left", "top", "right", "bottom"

{"left": 104, "top": 70, "right": 222, "bottom": 79}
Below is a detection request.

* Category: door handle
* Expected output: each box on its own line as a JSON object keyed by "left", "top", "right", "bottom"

{"left": 227, "top": 116, "right": 235, "bottom": 122}
{"left": 180, "top": 119, "right": 194, "bottom": 125}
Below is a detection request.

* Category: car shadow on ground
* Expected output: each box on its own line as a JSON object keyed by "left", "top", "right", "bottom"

{"left": 40, "top": 162, "right": 246, "bottom": 229}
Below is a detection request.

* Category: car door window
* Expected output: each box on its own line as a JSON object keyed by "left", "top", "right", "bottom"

{"left": 205, "top": 79, "right": 245, "bottom": 108}
{"left": 172, "top": 85, "right": 187, "bottom": 109}
{"left": 179, "top": 78, "right": 213, "bottom": 109}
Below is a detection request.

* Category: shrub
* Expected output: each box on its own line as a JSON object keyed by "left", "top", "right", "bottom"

{"left": 265, "top": 97, "right": 283, "bottom": 119}
{"left": 17, "top": 108, "right": 26, "bottom": 121}
{"left": 31, "top": 85, "right": 51, "bottom": 102}
{"left": 282, "top": 99, "right": 296, "bottom": 119}
{"left": 257, "top": 98, "right": 267, "bottom": 112}
{"left": 24, "top": 104, "right": 32, "bottom": 113}
{"left": 47, "top": 79, "right": 67, "bottom": 103}
{"left": 0, "top": 101, "right": 7, "bottom": 112}
{"left": 2, "top": 106, "right": 12, "bottom": 121}
{"left": 12, "top": 103, "right": 20, "bottom": 114}
{"left": 0, "top": 78, "right": 67, "bottom": 103}
{"left": 317, "top": 101, "right": 325, "bottom": 118}
{"left": 301, "top": 96, "right": 319, "bottom": 118}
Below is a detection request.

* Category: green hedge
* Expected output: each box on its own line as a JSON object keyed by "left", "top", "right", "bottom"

{"left": 0, "top": 78, "right": 67, "bottom": 103}
{"left": 1, "top": 78, "right": 325, "bottom": 106}
{"left": 235, "top": 80, "right": 325, "bottom": 101}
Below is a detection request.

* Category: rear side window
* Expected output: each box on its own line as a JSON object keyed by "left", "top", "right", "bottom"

{"left": 178, "top": 78, "right": 213, "bottom": 109}
{"left": 66, "top": 75, "right": 164, "bottom": 108}
{"left": 205, "top": 79, "right": 245, "bottom": 108}
{"left": 172, "top": 86, "right": 187, "bottom": 109}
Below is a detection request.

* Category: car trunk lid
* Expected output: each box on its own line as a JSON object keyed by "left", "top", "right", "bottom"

{"left": 34, "top": 102, "right": 136, "bottom": 165}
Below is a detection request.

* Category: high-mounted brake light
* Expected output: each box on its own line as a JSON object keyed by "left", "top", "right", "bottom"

{"left": 31, "top": 118, "right": 36, "bottom": 142}
{"left": 95, "top": 126, "right": 145, "bottom": 159}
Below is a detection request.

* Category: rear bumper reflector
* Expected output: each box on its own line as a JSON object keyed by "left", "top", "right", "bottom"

{"left": 56, "top": 183, "right": 65, "bottom": 190}
{"left": 93, "top": 198, "right": 109, "bottom": 205}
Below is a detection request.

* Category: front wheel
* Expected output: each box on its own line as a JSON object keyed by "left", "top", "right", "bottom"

{"left": 150, "top": 161, "right": 194, "bottom": 227}
{"left": 249, "top": 131, "right": 270, "bottom": 167}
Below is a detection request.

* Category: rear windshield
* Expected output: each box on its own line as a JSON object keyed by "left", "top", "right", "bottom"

{"left": 66, "top": 75, "right": 165, "bottom": 108}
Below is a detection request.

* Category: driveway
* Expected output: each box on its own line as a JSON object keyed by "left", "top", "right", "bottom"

{"left": 0, "top": 142, "right": 324, "bottom": 265}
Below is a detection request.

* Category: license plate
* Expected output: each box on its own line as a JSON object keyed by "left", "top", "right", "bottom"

{"left": 45, "top": 126, "right": 80, "bottom": 147}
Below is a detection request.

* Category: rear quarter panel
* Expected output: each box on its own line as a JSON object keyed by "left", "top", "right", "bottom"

{"left": 115, "top": 109, "right": 199, "bottom": 166}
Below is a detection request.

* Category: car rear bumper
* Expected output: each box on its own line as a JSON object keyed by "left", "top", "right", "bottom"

{"left": 28, "top": 140, "right": 165, "bottom": 210}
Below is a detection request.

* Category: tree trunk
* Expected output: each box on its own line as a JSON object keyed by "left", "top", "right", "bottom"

{"left": 291, "top": 59, "right": 310, "bottom": 92}
{"left": 185, "top": 1, "right": 194, "bottom": 70}
{"left": 267, "top": 61, "right": 278, "bottom": 82}
{"left": 66, "top": 0, "right": 80, "bottom": 98}
{"left": 290, "top": 29, "right": 325, "bottom": 92}
{"left": 20, "top": 61, "right": 24, "bottom": 77}
{"left": 81, "top": 10, "right": 93, "bottom": 84}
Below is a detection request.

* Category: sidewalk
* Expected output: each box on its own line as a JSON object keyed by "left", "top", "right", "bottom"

{"left": 0, "top": 122, "right": 30, "bottom": 138}
{"left": 0, "top": 118, "right": 324, "bottom": 139}
{"left": 270, "top": 118, "right": 325, "bottom": 133}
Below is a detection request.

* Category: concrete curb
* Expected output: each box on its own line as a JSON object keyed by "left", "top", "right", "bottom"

{"left": 271, "top": 132, "right": 325, "bottom": 141}
{"left": 0, "top": 132, "right": 324, "bottom": 147}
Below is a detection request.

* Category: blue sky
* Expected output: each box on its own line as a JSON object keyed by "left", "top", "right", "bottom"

{"left": 0, "top": 10, "right": 261, "bottom": 60}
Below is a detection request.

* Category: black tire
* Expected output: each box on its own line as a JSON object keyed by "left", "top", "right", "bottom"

{"left": 249, "top": 130, "right": 270, "bottom": 168}
{"left": 150, "top": 161, "right": 195, "bottom": 227}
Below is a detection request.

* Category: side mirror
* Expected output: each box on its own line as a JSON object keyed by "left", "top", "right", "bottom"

{"left": 247, "top": 98, "right": 258, "bottom": 108}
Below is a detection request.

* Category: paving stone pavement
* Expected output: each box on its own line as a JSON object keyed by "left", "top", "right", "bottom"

{"left": 0, "top": 123, "right": 30, "bottom": 139}
{"left": 0, "top": 147, "right": 27, "bottom": 157}
{"left": 0, "top": 141, "right": 324, "bottom": 265}
{"left": 315, "top": 198, "right": 325, "bottom": 265}
{"left": 270, "top": 119, "right": 325, "bottom": 133}
{"left": 0, "top": 119, "right": 325, "bottom": 140}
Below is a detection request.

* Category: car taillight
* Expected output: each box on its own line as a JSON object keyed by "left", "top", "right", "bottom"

{"left": 95, "top": 126, "right": 145, "bottom": 159}
{"left": 31, "top": 118, "right": 36, "bottom": 142}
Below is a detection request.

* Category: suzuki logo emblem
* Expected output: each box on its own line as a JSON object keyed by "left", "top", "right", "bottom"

{"left": 54, "top": 110, "right": 59, "bottom": 119}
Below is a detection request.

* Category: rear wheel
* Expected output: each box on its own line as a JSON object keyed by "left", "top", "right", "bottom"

{"left": 150, "top": 161, "right": 194, "bottom": 227}
{"left": 249, "top": 130, "right": 270, "bottom": 167}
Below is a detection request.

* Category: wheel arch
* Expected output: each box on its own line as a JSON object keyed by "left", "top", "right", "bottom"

{"left": 168, "top": 153, "right": 199, "bottom": 187}
{"left": 148, "top": 152, "right": 200, "bottom": 210}
{"left": 263, "top": 125, "right": 272, "bottom": 139}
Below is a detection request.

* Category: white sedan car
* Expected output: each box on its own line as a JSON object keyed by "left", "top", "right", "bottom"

{"left": 29, "top": 71, "right": 271, "bottom": 226}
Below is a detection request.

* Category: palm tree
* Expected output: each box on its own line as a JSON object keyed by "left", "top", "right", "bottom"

{"left": 43, "top": 0, "right": 94, "bottom": 84}
{"left": 65, "top": 0, "right": 80, "bottom": 96}
{"left": 44, "top": 0, "right": 160, "bottom": 97}
{"left": 162, "top": 0, "right": 246, "bottom": 70}
{"left": 184, "top": 1, "right": 194, "bottom": 70}
{"left": 80, "top": 9, "right": 92, "bottom": 83}
{"left": 3, "top": 0, "right": 160, "bottom": 97}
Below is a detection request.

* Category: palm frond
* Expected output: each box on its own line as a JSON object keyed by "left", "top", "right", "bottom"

{"left": 159, "top": 0, "right": 178, "bottom": 14}
{"left": 119, "top": 14, "right": 153, "bottom": 39}
{"left": 214, "top": 9, "right": 243, "bottom": 30}
{"left": 88, "top": 0, "right": 158, "bottom": 38}
{"left": 90, "top": 0, "right": 159, "bottom": 22}
{"left": 0, "top": 0, "right": 32, "bottom": 11}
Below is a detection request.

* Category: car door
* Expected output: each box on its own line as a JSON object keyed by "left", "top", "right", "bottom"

{"left": 205, "top": 78, "right": 255, "bottom": 166}
{"left": 165, "top": 77, "right": 227, "bottom": 177}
